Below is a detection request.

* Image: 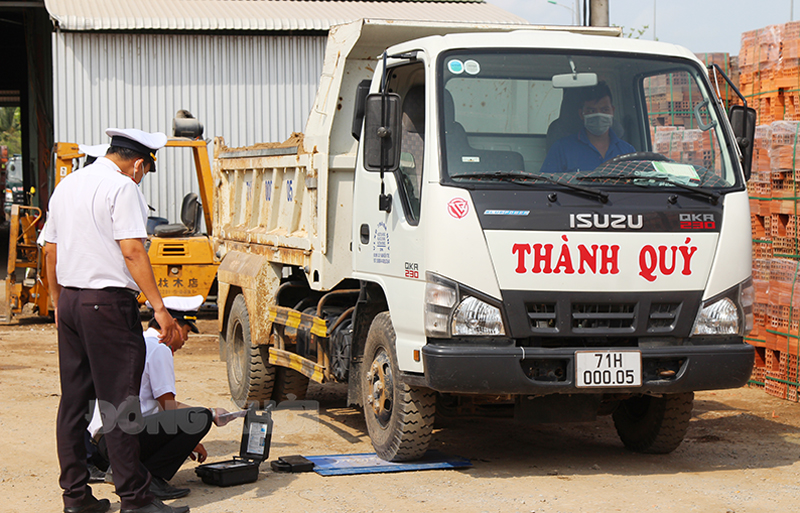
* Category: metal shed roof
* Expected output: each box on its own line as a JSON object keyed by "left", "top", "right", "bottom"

{"left": 44, "top": 0, "right": 530, "bottom": 31}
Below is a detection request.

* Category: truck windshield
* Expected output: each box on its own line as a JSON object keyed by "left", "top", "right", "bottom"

{"left": 439, "top": 50, "right": 738, "bottom": 191}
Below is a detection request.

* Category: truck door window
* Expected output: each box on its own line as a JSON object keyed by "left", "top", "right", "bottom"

{"left": 387, "top": 62, "right": 426, "bottom": 224}
{"left": 399, "top": 86, "right": 425, "bottom": 221}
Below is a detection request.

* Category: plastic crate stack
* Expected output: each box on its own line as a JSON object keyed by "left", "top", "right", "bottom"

{"left": 746, "top": 120, "right": 800, "bottom": 400}
{"left": 740, "top": 22, "right": 800, "bottom": 123}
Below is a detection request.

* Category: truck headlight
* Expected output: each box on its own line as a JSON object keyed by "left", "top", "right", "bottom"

{"left": 425, "top": 273, "right": 506, "bottom": 338}
{"left": 691, "top": 278, "right": 753, "bottom": 336}
{"left": 452, "top": 296, "right": 505, "bottom": 336}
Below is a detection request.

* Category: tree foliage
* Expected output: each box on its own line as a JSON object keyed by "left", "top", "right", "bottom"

{"left": 615, "top": 25, "right": 652, "bottom": 40}
{"left": 0, "top": 107, "right": 21, "bottom": 156}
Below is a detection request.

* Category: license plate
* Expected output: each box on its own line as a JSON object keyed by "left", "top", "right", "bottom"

{"left": 575, "top": 350, "right": 641, "bottom": 388}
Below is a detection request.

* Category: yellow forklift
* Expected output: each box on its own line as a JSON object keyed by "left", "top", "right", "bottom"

{"left": 1, "top": 114, "right": 218, "bottom": 323}
{"left": 143, "top": 121, "right": 218, "bottom": 304}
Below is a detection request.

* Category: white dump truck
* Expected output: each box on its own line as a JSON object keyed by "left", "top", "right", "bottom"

{"left": 213, "top": 19, "right": 756, "bottom": 461}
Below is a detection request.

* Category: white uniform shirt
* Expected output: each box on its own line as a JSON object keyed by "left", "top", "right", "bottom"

{"left": 43, "top": 156, "right": 149, "bottom": 290}
{"left": 88, "top": 328, "right": 176, "bottom": 437}
{"left": 139, "top": 327, "right": 177, "bottom": 417}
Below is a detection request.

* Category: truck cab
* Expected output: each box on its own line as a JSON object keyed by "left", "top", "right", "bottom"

{"left": 352, "top": 30, "right": 754, "bottom": 456}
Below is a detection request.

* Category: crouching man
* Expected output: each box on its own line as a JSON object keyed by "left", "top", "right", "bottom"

{"left": 90, "top": 296, "right": 232, "bottom": 501}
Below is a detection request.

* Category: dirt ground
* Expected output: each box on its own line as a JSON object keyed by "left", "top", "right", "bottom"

{"left": 4, "top": 316, "right": 800, "bottom": 513}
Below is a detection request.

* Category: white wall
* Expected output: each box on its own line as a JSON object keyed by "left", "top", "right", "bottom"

{"left": 52, "top": 30, "right": 326, "bottom": 226}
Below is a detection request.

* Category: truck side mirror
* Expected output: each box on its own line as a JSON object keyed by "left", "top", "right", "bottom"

{"left": 363, "top": 93, "right": 402, "bottom": 173}
{"left": 351, "top": 80, "right": 371, "bottom": 141}
{"left": 728, "top": 105, "right": 756, "bottom": 181}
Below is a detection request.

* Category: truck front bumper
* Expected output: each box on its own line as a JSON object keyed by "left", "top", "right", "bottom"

{"left": 420, "top": 342, "right": 754, "bottom": 395}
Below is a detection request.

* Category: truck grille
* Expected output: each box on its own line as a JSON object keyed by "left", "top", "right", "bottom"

{"left": 648, "top": 303, "right": 681, "bottom": 331}
{"left": 527, "top": 303, "right": 556, "bottom": 329}
{"left": 520, "top": 296, "right": 694, "bottom": 338}
{"left": 571, "top": 303, "right": 636, "bottom": 332}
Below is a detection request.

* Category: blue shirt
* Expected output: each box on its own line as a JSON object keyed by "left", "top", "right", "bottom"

{"left": 540, "top": 128, "right": 635, "bottom": 173}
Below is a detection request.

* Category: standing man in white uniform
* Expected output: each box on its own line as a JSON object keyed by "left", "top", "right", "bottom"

{"left": 44, "top": 128, "right": 184, "bottom": 513}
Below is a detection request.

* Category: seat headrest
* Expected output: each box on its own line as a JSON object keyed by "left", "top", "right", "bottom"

{"left": 402, "top": 86, "right": 425, "bottom": 133}
{"left": 443, "top": 89, "right": 456, "bottom": 125}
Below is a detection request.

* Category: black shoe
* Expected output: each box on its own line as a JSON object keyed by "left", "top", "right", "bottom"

{"left": 64, "top": 495, "right": 111, "bottom": 513}
{"left": 148, "top": 476, "right": 190, "bottom": 500}
{"left": 87, "top": 463, "right": 107, "bottom": 483}
{"left": 121, "top": 498, "right": 189, "bottom": 513}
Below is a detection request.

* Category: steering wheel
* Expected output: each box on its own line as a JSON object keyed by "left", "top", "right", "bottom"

{"left": 605, "top": 151, "right": 672, "bottom": 164}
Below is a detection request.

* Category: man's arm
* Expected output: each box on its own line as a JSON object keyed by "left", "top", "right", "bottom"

{"left": 44, "top": 242, "right": 60, "bottom": 326}
{"left": 118, "top": 238, "right": 180, "bottom": 344}
{"left": 156, "top": 392, "right": 230, "bottom": 426}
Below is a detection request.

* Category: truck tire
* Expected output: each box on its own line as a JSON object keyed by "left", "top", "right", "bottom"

{"left": 225, "top": 294, "right": 275, "bottom": 408}
{"left": 362, "top": 312, "right": 435, "bottom": 462}
{"left": 272, "top": 367, "right": 309, "bottom": 403}
{"left": 612, "top": 392, "right": 694, "bottom": 454}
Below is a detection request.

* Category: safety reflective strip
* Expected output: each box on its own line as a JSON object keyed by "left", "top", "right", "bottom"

{"left": 268, "top": 347, "right": 324, "bottom": 383}
{"left": 267, "top": 305, "right": 327, "bottom": 337}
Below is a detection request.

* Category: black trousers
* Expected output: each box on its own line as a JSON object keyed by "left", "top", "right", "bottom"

{"left": 99, "top": 408, "right": 213, "bottom": 481}
{"left": 56, "top": 287, "right": 153, "bottom": 510}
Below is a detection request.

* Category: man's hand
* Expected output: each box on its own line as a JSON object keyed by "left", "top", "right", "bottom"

{"left": 153, "top": 306, "right": 180, "bottom": 345}
{"left": 190, "top": 443, "right": 207, "bottom": 463}
{"left": 212, "top": 407, "right": 232, "bottom": 427}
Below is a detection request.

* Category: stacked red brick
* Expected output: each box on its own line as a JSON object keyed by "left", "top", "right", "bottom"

{"left": 740, "top": 22, "right": 800, "bottom": 123}
{"left": 695, "top": 52, "right": 739, "bottom": 110}
{"left": 651, "top": 127, "right": 715, "bottom": 169}
{"left": 746, "top": 120, "right": 800, "bottom": 399}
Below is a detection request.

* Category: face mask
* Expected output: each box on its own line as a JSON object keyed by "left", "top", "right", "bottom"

{"left": 584, "top": 112, "right": 614, "bottom": 136}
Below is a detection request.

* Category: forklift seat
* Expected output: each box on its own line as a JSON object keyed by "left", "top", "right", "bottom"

{"left": 152, "top": 192, "right": 202, "bottom": 237}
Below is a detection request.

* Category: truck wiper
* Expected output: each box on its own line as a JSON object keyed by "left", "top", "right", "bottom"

{"left": 577, "top": 174, "right": 721, "bottom": 204}
{"left": 454, "top": 171, "right": 609, "bottom": 203}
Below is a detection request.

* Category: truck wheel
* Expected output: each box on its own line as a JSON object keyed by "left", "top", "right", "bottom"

{"left": 362, "top": 312, "right": 435, "bottom": 462}
{"left": 225, "top": 294, "right": 275, "bottom": 408}
{"left": 272, "top": 367, "right": 309, "bottom": 403}
{"left": 612, "top": 392, "right": 694, "bottom": 454}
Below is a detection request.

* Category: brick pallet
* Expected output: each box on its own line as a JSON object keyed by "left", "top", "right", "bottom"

{"left": 746, "top": 116, "right": 800, "bottom": 400}
{"left": 740, "top": 22, "right": 800, "bottom": 124}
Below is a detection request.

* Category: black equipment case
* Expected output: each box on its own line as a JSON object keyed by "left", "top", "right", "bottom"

{"left": 195, "top": 406, "right": 273, "bottom": 487}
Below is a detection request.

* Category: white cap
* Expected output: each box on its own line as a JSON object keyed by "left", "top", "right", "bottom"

{"left": 146, "top": 295, "right": 204, "bottom": 312}
{"left": 105, "top": 128, "right": 167, "bottom": 151}
{"left": 105, "top": 128, "right": 168, "bottom": 172}
{"left": 146, "top": 295, "right": 204, "bottom": 333}
{"left": 79, "top": 143, "right": 110, "bottom": 158}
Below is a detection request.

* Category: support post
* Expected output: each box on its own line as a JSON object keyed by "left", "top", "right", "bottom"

{"left": 590, "top": 0, "right": 609, "bottom": 27}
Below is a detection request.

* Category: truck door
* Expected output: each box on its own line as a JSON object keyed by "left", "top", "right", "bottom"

{"left": 353, "top": 63, "right": 428, "bottom": 371}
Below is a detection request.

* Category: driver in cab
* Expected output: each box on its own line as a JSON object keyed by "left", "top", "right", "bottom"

{"left": 541, "top": 81, "right": 635, "bottom": 173}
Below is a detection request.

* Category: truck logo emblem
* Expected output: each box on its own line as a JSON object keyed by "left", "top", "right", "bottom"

{"left": 570, "top": 213, "right": 643, "bottom": 230}
{"left": 448, "top": 198, "right": 469, "bottom": 219}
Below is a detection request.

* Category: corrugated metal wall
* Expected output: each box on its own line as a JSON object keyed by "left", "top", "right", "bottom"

{"left": 52, "top": 31, "right": 326, "bottom": 226}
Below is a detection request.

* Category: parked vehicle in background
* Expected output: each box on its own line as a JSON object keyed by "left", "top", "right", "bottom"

{"left": 5, "top": 154, "right": 24, "bottom": 220}
{"left": 213, "top": 19, "right": 757, "bottom": 461}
